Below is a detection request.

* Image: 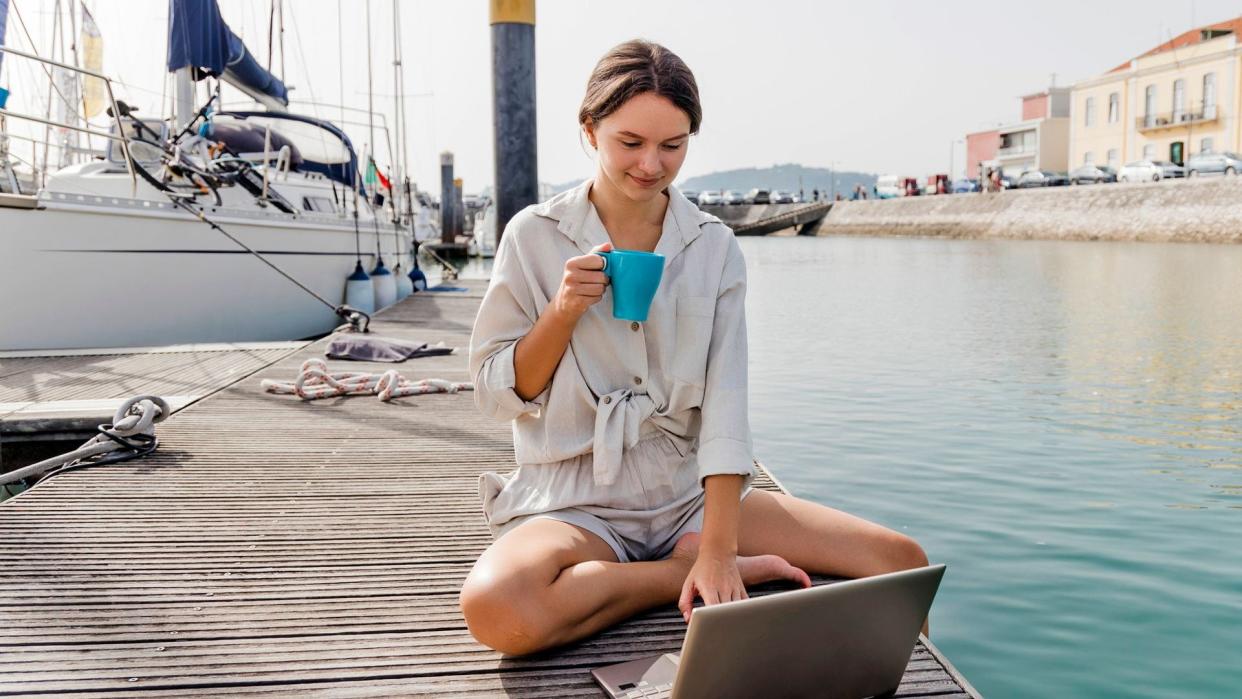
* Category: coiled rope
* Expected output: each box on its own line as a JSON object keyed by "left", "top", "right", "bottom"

{"left": 261, "top": 359, "right": 473, "bottom": 401}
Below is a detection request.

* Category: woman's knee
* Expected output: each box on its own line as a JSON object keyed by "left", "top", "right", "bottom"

{"left": 459, "top": 564, "right": 557, "bottom": 656}
{"left": 876, "top": 531, "right": 929, "bottom": 573}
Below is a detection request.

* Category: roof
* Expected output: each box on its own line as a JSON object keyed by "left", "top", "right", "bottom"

{"left": 1108, "top": 15, "right": 1242, "bottom": 73}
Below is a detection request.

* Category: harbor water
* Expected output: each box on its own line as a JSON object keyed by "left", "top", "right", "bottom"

{"left": 743, "top": 235, "right": 1242, "bottom": 698}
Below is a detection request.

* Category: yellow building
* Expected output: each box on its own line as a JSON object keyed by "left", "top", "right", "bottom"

{"left": 1070, "top": 17, "right": 1242, "bottom": 169}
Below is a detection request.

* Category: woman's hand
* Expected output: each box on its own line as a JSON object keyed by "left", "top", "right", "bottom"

{"left": 678, "top": 549, "right": 747, "bottom": 623}
{"left": 552, "top": 242, "right": 612, "bottom": 321}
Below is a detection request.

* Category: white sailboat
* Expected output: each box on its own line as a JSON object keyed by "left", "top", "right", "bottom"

{"left": 0, "top": 0, "right": 437, "bottom": 352}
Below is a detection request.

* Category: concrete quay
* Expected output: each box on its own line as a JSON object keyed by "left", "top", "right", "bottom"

{"left": 813, "top": 176, "right": 1242, "bottom": 244}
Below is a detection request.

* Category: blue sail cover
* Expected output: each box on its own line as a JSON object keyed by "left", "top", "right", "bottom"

{"left": 0, "top": 0, "right": 9, "bottom": 78}
{"left": 217, "top": 111, "right": 359, "bottom": 190}
{"left": 166, "top": 0, "right": 288, "bottom": 106}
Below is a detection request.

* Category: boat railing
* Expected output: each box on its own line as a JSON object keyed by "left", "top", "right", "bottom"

{"left": 0, "top": 45, "right": 138, "bottom": 195}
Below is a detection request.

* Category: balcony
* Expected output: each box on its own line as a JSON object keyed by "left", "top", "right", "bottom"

{"left": 1137, "top": 106, "right": 1219, "bottom": 132}
{"left": 997, "top": 144, "right": 1036, "bottom": 158}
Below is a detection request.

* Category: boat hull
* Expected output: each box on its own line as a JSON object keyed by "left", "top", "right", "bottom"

{"left": 0, "top": 200, "right": 414, "bottom": 351}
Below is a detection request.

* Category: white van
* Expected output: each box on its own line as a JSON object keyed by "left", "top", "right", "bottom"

{"left": 874, "top": 175, "right": 902, "bottom": 199}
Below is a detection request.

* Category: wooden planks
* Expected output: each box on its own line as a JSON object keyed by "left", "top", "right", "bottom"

{"left": 0, "top": 342, "right": 307, "bottom": 440}
{"left": 0, "top": 280, "right": 979, "bottom": 697}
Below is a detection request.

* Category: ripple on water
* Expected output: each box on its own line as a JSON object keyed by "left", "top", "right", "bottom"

{"left": 742, "top": 236, "right": 1242, "bottom": 698}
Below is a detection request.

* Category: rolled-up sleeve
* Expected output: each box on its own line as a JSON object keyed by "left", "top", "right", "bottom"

{"left": 696, "top": 236, "right": 755, "bottom": 487}
{"left": 469, "top": 225, "right": 549, "bottom": 421}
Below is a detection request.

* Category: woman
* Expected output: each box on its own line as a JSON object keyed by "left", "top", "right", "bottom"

{"left": 462, "top": 39, "right": 928, "bottom": 656}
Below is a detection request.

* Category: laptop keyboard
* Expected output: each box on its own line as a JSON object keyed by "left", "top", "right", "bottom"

{"left": 621, "top": 681, "right": 674, "bottom": 698}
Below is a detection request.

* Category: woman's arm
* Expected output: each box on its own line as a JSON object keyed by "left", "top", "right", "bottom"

{"left": 700, "top": 473, "right": 744, "bottom": 556}
{"left": 512, "top": 242, "right": 612, "bottom": 401}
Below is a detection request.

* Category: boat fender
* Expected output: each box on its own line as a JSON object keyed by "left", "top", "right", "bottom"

{"left": 345, "top": 261, "right": 376, "bottom": 314}
{"left": 371, "top": 257, "right": 397, "bottom": 309}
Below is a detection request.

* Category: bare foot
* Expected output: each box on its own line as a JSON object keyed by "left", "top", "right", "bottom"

{"left": 670, "top": 532, "right": 811, "bottom": 589}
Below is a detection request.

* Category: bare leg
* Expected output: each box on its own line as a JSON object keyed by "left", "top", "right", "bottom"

{"left": 460, "top": 518, "right": 808, "bottom": 655}
{"left": 736, "top": 490, "right": 932, "bottom": 636}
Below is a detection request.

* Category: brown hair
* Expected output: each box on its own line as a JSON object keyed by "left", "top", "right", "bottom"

{"left": 578, "top": 40, "right": 702, "bottom": 135}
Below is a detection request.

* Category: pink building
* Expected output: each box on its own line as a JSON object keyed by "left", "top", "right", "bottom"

{"left": 965, "top": 130, "right": 999, "bottom": 179}
{"left": 964, "top": 87, "right": 1071, "bottom": 181}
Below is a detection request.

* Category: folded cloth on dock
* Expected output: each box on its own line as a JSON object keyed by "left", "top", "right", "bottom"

{"left": 325, "top": 335, "right": 454, "bottom": 363}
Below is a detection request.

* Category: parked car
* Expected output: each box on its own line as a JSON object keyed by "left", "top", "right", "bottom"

{"left": 874, "top": 175, "right": 902, "bottom": 199}
{"left": 698, "top": 190, "right": 723, "bottom": 205}
{"left": 682, "top": 190, "right": 700, "bottom": 205}
{"left": 722, "top": 190, "right": 746, "bottom": 205}
{"left": 1185, "top": 151, "right": 1242, "bottom": 177}
{"left": 770, "top": 190, "right": 794, "bottom": 204}
{"left": 924, "top": 173, "right": 950, "bottom": 195}
{"left": 1017, "top": 170, "right": 1070, "bottom": 188}
{"left": 1118, "top": 160, "right": 1170, "bottom": 182}
{"left": 1155, "top": 160, "right": 1186, "bottom": 178}
{"left": 1068, "top": 164, "right": 1117, "bottom": 184}
{"left": 744, "top": 188, "right": 771, "bottom": 205}
{"left": 950, "top": 178, "right": 980, "bottom": 193}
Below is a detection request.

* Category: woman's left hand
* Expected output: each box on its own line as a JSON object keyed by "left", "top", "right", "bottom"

{"left": 678, "top": 550, "right": 747, "bottom": 623}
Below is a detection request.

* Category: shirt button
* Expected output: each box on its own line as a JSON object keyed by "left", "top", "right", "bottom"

{"left": 634, "top": 377, "right": 643, "bottom": 385}
{"left": 630, "top": 321, "right": 640, "bottom": 331}
{"left": 603, "top": 396, "right": 612, "bottom": 404}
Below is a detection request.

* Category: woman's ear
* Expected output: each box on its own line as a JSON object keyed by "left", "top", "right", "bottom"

{"left": 582, "top": 120, "right": 597, "bottom": 150}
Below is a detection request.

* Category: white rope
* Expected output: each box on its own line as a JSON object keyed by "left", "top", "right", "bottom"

{"left": 0, "top": 395, "right": 171, "bottom": 487}
{"left": 261, "top": 358, "right": 473, "bottom": 401}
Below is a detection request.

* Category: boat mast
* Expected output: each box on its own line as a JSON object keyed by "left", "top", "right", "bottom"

{"left": 391, "top": 0, "right": 401, "bottom": 222}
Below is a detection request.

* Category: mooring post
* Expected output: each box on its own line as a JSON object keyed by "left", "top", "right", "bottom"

{"left": 440, "top": 151, "right": 455, "bottom": 244}
{"left": 490, "top": 0, "right": 538, "bottom": 243}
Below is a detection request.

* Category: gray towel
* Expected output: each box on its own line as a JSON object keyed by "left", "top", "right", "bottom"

{"left": 324, "top": 335, "right": 455, "bottom": 363}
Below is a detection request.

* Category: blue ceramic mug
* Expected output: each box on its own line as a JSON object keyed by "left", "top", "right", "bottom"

{"left": 594, "top": 249, "right": 665, "bottom": 322}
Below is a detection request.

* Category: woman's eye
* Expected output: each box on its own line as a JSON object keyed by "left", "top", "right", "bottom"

{"left": 622, "top": 141, "right": 640, "bottom": 148}
{"left": 662, "top": 144, "right": 683, "bottom": 151}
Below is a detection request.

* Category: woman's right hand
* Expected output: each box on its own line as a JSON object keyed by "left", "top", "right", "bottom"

{"left": 552, "top": 242, "right": 612, "bottom": 321}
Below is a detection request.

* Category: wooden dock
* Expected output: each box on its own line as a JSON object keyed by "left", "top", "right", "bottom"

{"left": 1, "top": 342, "right": 309, "bottom": 442}
{"left": 0, "top": 281, "right": 979, "bottom": 697}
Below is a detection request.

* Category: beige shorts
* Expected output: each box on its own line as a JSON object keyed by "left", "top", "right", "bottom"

{"left": 480, "top": 432, "right": 754, "bottom": 563}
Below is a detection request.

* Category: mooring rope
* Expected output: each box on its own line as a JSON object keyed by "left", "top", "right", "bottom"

{"left": 0, "top": 396, "right": 171, "bottom": 488}
{"left": 261, "top": 359, "right": 473, "bottom": 401}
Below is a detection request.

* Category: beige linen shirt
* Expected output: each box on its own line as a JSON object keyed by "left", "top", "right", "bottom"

{"left": 468, "top": 180, "right": 754, "bottom": 490}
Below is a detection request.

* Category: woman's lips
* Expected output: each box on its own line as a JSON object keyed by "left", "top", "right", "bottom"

{"left": 630, "top": 174, "right": 661, "bottom": 188}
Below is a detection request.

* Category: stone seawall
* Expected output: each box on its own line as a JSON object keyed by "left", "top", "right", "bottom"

{"left": 813, "top": 177, "right": 1242, "bottom": 243}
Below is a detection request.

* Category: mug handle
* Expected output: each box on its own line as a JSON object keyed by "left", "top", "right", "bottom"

{"left": 594, "top": 251, "right": 611, "bottom": 276}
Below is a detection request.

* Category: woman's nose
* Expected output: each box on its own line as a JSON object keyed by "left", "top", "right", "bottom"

{"left": 638, "top": 147, "right": 661, "bottom": 175}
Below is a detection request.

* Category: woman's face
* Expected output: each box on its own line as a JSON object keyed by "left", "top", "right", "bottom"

{"left": 586, "top": 92, "right": 691, "bottom": 203}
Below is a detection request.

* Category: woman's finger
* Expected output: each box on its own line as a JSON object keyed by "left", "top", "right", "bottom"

{"left": 566, "top": 283, "right": 606, "bottom": 299}
{"left": 700, "top": 586, "right": 720, "bottom": 607}
{"left": 678, "top": 579, "right": 697, "bottom": 623}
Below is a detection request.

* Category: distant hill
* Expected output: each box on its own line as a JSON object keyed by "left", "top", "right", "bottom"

{"left": 679, "top": 163, "right": 875, "bottom": 198}
{"left": 541, "top": 164, "right": 878, "bottom": 199}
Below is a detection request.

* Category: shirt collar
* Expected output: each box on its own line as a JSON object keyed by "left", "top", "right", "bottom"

{"left": 532, "top": 179, "right": 713, "bottom": 257}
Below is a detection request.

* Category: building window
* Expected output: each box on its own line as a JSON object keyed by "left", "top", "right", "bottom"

{"left": 1142, "top": 144, "right": 1156, "bottom": 160}
{"left": 1084, "top": 97, "right": 1096, "bottom": 127}
{"left": 1108, "top": 93, "right": 1119, "bottom": 123}
{"left": 1107, "top": 148, "right": 1120, "bottom": 169}
{"left": 1084, "top": 152, "right": 1095, "bottom": 165}
{"left": 1203, "top": 73, "right": 1217, "bottom": 118}
{"left": 1173, "top": 79, "right": 1186, "bottom": 121}
{"left": 1201, "top": 137, "right": 1214, "bottom": 153}
{"left": 1144, "top": 85, "right": 1157, "bottom": 127}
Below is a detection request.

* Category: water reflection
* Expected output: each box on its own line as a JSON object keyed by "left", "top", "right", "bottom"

{"left": 741, "top": 235, "right": 1242, "bottom": 698}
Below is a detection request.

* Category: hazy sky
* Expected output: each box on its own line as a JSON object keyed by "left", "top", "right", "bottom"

{"left": 3, "top": 1, "right": 1241, "bottom": 189}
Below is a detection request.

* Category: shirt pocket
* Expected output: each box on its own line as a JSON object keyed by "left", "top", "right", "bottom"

{"left": 670, "top": 295, "right": 715, "bottom": 387}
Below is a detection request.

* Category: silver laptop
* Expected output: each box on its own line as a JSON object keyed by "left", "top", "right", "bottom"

{"left": 591, "top": 564, "right": 946, "bottom": 699}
